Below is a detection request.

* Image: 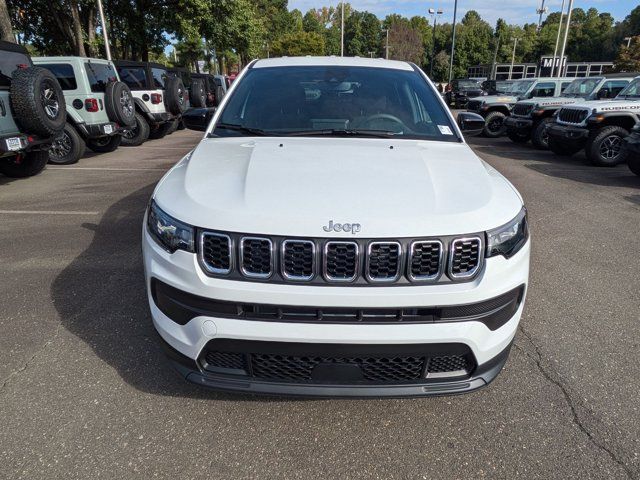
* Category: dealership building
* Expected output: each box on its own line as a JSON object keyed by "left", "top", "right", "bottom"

{"left": 467, "top": 56, "right": 614, "bottom": 80}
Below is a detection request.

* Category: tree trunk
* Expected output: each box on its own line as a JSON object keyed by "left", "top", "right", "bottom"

{"left": 0, "top": 0, "right": 15, "bottom": 42}
{"left": 69, "top": 0, "right": 86, "bottom": 56}
{"left": 138, "top": 0, "right": 148, "bottom": 61}
{"left": 85, "top": 5, "right": 96, "bottom": 57}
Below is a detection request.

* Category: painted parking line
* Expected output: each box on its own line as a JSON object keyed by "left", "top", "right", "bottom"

{"left": 0, "top": 210, "right": 100, "bottom": 215}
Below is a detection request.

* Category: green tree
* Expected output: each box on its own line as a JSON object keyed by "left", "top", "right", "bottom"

{"left": 615, "top": 36, "right": 640, "bottom": 72}
{"left": 271, "top": 30, "right": 325, "bottom": 56}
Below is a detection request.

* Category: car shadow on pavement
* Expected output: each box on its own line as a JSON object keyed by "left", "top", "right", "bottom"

{"left": 467, "top": 137, "right": 640, "bottom": 191}
{"left": 50, "top": 184, "right": 287, "bottom": 402}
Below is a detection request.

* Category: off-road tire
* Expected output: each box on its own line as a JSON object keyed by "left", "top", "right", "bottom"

{"left": 87, "top": 135, "right": 122, "bottom": 153}
{"left": 105, "top": 81, "right": 135, "bottom": 127}
{"left": 10, "top": 67, "right": 66, "bottom": 137}
{"left": 586, "top": 126, "right": 629, "bottom": 167}
{"left": 507, "top": 130, "right": 529, "bottom": 143}
{"left": 166, "top": 118, "right": 180, "bottom": 135}
{"left": 176, "top": 119, "right": 186, "bottom": 130}
{"left": 0, "top": 150, "right": 48, "bottom": 178}
{"left": 190, "top": 78, "right": 206, "bottom": 108}
{"left": 148, "top": 121, "right": 174, "bottom": 140}
{"left": 48, "top": 123, "right": 85, "bottom": 165}
{"left": 548, "top": 136, "right": 583, "bottom": 156}
{"left": 165, "top": 76, "right": 187, "bottom": 115}
{"left": 215, "top": 86, "right": 225, "bottom": 106}
{"left": 531, "top": 118, "right": 554, "bottom": 150}
{"left": 628, "top": 157, "right": 640, "bottom": 176}
{"left": 483, "top": 111, "right": 507, "bottom": 138}
{"left": 121, "top": 112, "right": 150, "bottom": 147}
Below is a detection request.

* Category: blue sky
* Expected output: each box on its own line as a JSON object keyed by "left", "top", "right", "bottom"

{"left": 288, "top": 0, "right": 636, "bottom": 26}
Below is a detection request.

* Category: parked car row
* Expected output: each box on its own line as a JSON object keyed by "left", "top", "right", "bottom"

{"left": 0, "top": 40, "right": 225, "bottom": 178}
{"left": 462, "top": 72, "right": 640, "bottom": 176}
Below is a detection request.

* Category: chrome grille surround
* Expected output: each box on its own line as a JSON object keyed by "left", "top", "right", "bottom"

{"left": 323, "top": 241, "right": 359, "bottom": 282}
{"left": 407, "top": 240, "right": 444, "bottom": 282}
{"left": 448, "top": 237, "right": 483, "bottom": 280}
{"left": 199, "top": 232, "right": 233, "bottom": 275}
{"left": 281, "top": 239, "right": 316, "bottom": 281}
{"left": 365, "top": 241, "right": 402, "bottom": 283}
{"left": 239, "top": 236, "right": 274, "bottom": 279}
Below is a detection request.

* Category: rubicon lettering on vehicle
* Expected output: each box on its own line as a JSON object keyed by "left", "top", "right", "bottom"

{"left": 143, "top": 56, "right": 530, "bottom": 397}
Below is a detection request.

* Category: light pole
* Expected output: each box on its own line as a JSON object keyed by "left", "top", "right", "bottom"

{"left": 340, "top": 2, "right": 344, "bottom": 57}
{"left": 557, "top": 0, "right": 574, "bottom": 77}
{"left": 447, "top": 0, "right": 458, "bottom": 85}
{"left": 383, "top": 28, "right": 390, "bottom": 59}
{"left": 96, "top": 0, "right": 111, "bottom": 60}
{"left": 429, "top": 8, "right": 443, "bottom": 78}
{"left": 508, "top": 37, "right": 519, "bottom": 80}
{"left": 550, "top": 0, "right": 566, "bottom": 76}
{"left": 536, "top": 0, "right": 548, "bottom": 31}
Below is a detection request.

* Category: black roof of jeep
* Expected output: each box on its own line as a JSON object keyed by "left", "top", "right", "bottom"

{"left": 0, "top": 40, "right": 30, "bottom": 55}
{"left": 113, "top": 60, "right": 168, "bottom": 70}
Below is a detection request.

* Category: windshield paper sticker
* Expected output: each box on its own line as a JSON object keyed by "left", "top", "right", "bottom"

{"left": 438, "top": 125, "right": 453, "bottom": 135}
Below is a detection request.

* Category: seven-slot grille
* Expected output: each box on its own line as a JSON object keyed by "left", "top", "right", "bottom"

{"left": 557, "top": 107, "right": 589, "bottom": 124}
{"left": 409, "top": 241, "right": 442, "bottom": 281}
{"left": 324, "top": 241, "right": 359, "bottom": 281}
{"left": 198, "top": 231, "right": 484, "bottom": 284}
{"left": 366, "top": 242, "right": 401, "bottom": 282}
{"left": 512, "top": 103, "right": 534, "bottom": 117}
{"left": 449, "top": 237, "right": 482, "bottom": 278}
{"left": 467, "top": 99, "right": 483, "bottom": 111}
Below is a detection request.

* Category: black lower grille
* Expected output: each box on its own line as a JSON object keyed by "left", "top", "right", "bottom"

{"left": 558, "top": 107, "right": 588, "bottom": 124}
{"left": 450, "top": 238, "right": 481, "bottom": 278}
{"left": 199, "top": 340, "right": 476, "bottom": 385}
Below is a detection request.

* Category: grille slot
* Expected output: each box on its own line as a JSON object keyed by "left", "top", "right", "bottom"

{"left": 282, "top": 240, "right": 315, "bottom": 281}
{"left": 558, "top": 107, "right": 589, "bottom": 124}
{"left": 467, "top": 99, "right": 482, "bottom": 111}
{"left": 426, "top": 355, "right": 469, "bottom": 377}
{"left": 449, "top": 237, "right": 482, "bottom": 279}
{"left": 200, "top": 232, "right": 232, "bottom": 274}
{"left": 366, "top": 242, "right": 401, "bottom": 282}
{"left": 512, "top": 103, "right": 534, "bottom": 117}
{"left": 408, "top": 240, "right": 442, "bottom": 281}
{"left": 204, "top": 351, "right": 246, "bottom": 371}
{"left": 324, "top": 241, "right": 359, "bottom": 282}
{"left": 240, "top": 237, "right": 273, "bottom": 278}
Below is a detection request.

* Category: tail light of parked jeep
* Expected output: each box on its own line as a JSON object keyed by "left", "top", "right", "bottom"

{"left": 151, "top": 93, "right": 163, "bottom": 104}
{"left": 85, "top": 98, "right": 99, "bottom": 112}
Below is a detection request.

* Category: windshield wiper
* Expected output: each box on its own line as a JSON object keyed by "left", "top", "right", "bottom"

{"left": 211, "top": 123, "right": 270, "bottom": 137}
{"left": 282, "top": 129, "right": 397, "bottom": 138}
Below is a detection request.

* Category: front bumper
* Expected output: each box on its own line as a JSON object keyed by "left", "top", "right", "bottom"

{"left": 547, "top": 123, "right": 589, "bottom": 142}
{"left": 504, "top": 116, "right": 533, "bottom": 135}
{"left": 143, "top": 227, "right": 530, "bottom": 397}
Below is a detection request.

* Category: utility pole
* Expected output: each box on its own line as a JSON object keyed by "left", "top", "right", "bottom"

{"left": 340, "top": 2, "right": 344, "bottom": 57}
{"left": 383, "top": 28, "right": 389, "bottom": 59}
{"left": 557, "top": 0, "right": 574, "bottom": 78}
{"left": 429, "top": 8, "right": 443, "bottom": 78}
{"left": 509, "top": 37, "right": 518, "bottom": 80}
{"left": 550, "top": 0, "right": 566, "bottom": 77}
{"left": 536, "top": 0, "right": 548, "bottom": 31}
{"left": 96, "top": 0, "right": 111, "bottom": 60}
{"left": 447, "top": 0, "right": 458, "bottom": 85}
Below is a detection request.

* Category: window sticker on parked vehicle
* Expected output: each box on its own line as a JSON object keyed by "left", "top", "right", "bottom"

{"left": 438, "top": 125, "right": 453, "bottom": 135}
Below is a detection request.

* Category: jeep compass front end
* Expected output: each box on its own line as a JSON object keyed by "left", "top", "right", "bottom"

{"left": 143, "top": 57, "right": 530, "bottom": 397}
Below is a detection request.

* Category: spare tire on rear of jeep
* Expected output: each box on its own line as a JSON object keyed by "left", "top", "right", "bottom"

{"left": 10, "top": 67, "right": 66, "bottom": 137}
{"left": 104, "top": 81, "right": 136, "bottom": 127}
{"left": 164, "top": 76, "right": 188, "bottom": 115}
{"left": 190, "top": 78, "right": 206, "bottom": 108}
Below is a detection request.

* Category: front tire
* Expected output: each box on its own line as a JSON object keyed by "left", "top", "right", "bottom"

{"left": 531, "top": 118, "right": 553, "bottom": 150}
{"left": 586, "top": 126, "right": 629, "bottom": 167}
{"left": 0, "top": 150, "right": 49, "bottom": 178}
{"left": 628, "top": 157, "right": 640, "bottom": 176}
{"left": 483, "top": 111, "right": 507, "bottom": 138}
{"left": 121, "top": 112, "right": 150, "bottom": 147}
{"left": 48, "top": 123, "right": 85, "bottom": 165}
{"left": 86, "top": 135, "right": 122, "bottom": 153}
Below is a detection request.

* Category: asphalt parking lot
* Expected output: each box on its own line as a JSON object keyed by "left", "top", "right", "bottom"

{"left": 1, "top": 129, "right": 639, "bottom": 479}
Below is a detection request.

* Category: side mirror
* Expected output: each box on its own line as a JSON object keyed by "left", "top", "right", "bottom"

{"left": 596, "top": 89, "right": 608, "bottom": 99}
{"left": 182, "top": 107, "right": 216, "bottom": 132}
{"left": 457, "top": 112, "right": 485, "bottom": 137}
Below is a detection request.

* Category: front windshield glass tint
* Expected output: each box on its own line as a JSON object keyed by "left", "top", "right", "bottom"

{"left": 215, "top": 66, "right": 459, "bottom": 141}
{"left": 457, "top": 80, "right": 479, "bottom": 89}
{"left": 495, "top": 81, "right": 514, "bottom": 93}
{"left": 618, "top": 78, "right": 640, "bottom": 97}
{"left": 511, "top": 80, "right": 534, "bottom": 95}
{"left": 562, "top": 78, "right": 601, "bottom": 97}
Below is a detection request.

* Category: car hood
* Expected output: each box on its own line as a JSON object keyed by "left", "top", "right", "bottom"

{"left": 153, "top": 137, "right": 523, "bottom": 238}
{"left": 520, "top": 96, "right": 583, "bottom": 107}
{"left": 559, "top": 98, "right": 640, "bottom": 112}
{"left": 470, "top": 94, "right": 518, "bottom": 105}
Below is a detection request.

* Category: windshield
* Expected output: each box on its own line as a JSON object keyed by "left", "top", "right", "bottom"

{"left": 495, "top": 81, "right": 514, "bottom": 93}
{"left": 618, "top": 78, "right": 640, "bottom": 98}
{"left": 510, "top": 80, "right": 535, "bottom": 95}
{"left": 456, "top": 80, "right": 479, "bottom": 89}
{"left": 214, "top": 65, "right": 459, "bottom": 142}
{"left": 562, "top": 77, "right": 602, "bottom": 97}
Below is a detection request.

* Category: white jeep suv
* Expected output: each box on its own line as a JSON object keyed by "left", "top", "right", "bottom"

{"left": 143, "top": 57, "right": 530, "bottom": 397}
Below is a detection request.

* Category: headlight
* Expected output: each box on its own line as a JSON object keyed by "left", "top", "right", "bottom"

{"left": 147, "top": 200, "right": 194, "bottom": 253}
{"left": 486, "top": 207, "right": 528, "bottom": 259}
